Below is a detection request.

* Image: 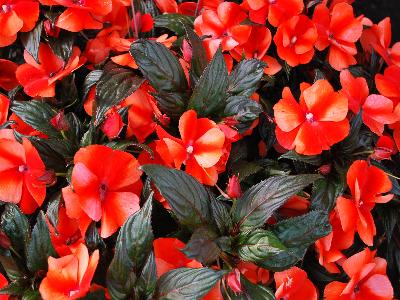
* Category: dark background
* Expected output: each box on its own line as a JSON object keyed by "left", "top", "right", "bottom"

{"left": 354, "top": 0, "right": 400, "bottom": 39}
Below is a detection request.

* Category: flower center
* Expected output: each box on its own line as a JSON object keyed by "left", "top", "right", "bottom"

{"left": 186, "top": 145, "right": 194, "bottom": 154}
{"left": 99, "top": 183, "right": 107, "bottom": 201}
{"left": 290, "top": 36, "right": 297, "bottom": 44}
{"left": 72, "top": 0, "right": 85, "bottom": 5}
{"left": 305, "top": 112, "right": 314, "bottom": 122}
{"left": 1, "top": 4, "right": 11, "bottom": 13}
{"left": 18, "top": 165, "right": 28, "bottom": 173}
{"left": 269, "top": 0, "right": 276, "bottom": 4}
{"left": 285, "top": 276, "right": 293, "bottom": 287}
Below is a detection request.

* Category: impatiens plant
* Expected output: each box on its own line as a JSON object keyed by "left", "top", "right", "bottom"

{"left": 0, "top": 0, "right": 399, "bottom": 299}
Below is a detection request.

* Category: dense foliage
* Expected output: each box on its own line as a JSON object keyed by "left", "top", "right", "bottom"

{"left": 0, "top": 0, "right": 399, "bottom": 299}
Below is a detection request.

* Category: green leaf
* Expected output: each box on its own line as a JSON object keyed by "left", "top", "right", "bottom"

{"left": 134, "top": 252, "right": 157, "bottom": 300}
{"left": 272, "top": 210, "right": 331, "bottom": 247}
{"left": 154, "top": 14, "right": 195, "bottom": 35}
{"left": 1, "top": 205, "right": 29, "bottom": 258}
{"left": 0, "top": 280, "right": 28, "bottom": 296}
{"left": 152, "top": 92, "right": 188, "bottom": 117}
{"left": 279, "top": 151, "right": 323, "bottom": 166}
{"left": 56, "top": 74, "right": 78, "bottom": 107}
{"left": 80, "top": 289, "right": 108, "bottom": 300}
{"left": 236, "top": 229, "right": 286, "bottom": 263}
{"left": 11, "top": 100, "right": 60, "bottom": 138}
{"left": 141, "top": 165, "right": 213, "bottom": 229}
{"left": 310, "top": 176, "right": 345, "bottom": 212}
{"left": 95, "top": 62, "right": 144, "bottom": 123}
{"left": 223, "top": 95, "right": 262, "bottom": 133}
{"left": 185, "top": 27, "right": 207, "bottom": 86}
{"left": 0, "top": 254, "right": 24, "bottom": 281}
{"left": 26, "top": 212, "right": 57, "bottom": 273}
{"left": 83, "top": 70, "right": 103, "bottom": 101}
{"left": 107, "top": 194, "right": 154, "bottom": 300}
{"left": 188, "top": 48, "right": 228, "bottom": 117}
{"left": 233, "top": 174, "right": 321, "bottom": 231}
{"left": 155, "top": 268, "right": 225, "bottom": 300}
{"left": 210, "top": 196, "right": 232, "bottom": 236}
{"left": 48, "top": 31, "right": 74, "bottom": 61}
{"left": 228, "top": 59, "right": 266, "bottom": 97}
{"left": 182, "top": 227, "right": 221, "bottom": 265}
{"left": 22, "top": 289, "right": 40, "bottom": 300}
{"left": 20, "top": 21, "right": 43, "bottom": 63}
{"left": 130, "top": 39, "right": 188, "bottom": 93}
{"left": 85, "top": 222, "right": 105, "bottom": 252}
{"left": 257, "top": 246, "right": 308, "bottom": 272}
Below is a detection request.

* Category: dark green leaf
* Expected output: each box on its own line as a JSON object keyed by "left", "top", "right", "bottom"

{"left": 48, "top": 31, "right": 74, "bottom": 61}
{"left": 154, "top": 14, "right": 195, "bottom": 35}
{"left": 130, "top": 39, "right": 188, "bottom": 93}
{"left": 227, "top": 275, "right": 275, "bottom": 300}
{"left": 228, "top": 59, "right": 266, "bottom": 97}
{"left": 224, "top": 96, "right": 262, "bottom": 133}
{"left": 11, "top": 100, "right": 60, "bottom": 138}
{"left": 237, "top": 229, "right": 286, "bottom": 263}
{"left": 182, "top": 227, "right": 220, "bottom": 265}
{"left": 56, "top": 74, "right": 78, "bottom": 107}
{"left": 22, "top": 289, "right": 40, "bottom": 300}
{"left": 20, "top": 21, "right": 43, "bottom": 63}
{"left": 141, "top": 165, "right": 213, "bottom": 229}
{"left": 1, "top": 205, "right": 29, "bottom": 258}
{"left": 185, "top": 27, "right": 207, "bottom": 86}
{"left": 26, "top": 212, "right": 57, "bottom": 273}
{"left": 134, "top": 252, "right": 157, "bottom": 300}
{"left": 46, "top": 194, "right": 60, "bottom": 229}
{"left": 279, "top": 151, "right": 322, "bottom": 166}
{"left": 85, "top": 222, "right": 105, "bottom": 252}
{"left": 0, "top": 280, "right": 28, "bottom": 296}
{"left": 152, "top": 92, "right": 188, "bottom": 117}
{"left": 80, "top": 289, "right": 108, "bottom": 300}
{"left": 311, "top": 176, "right": 345, "bottom": 212}
{"left": 155, "top": 268, "right": 225, "bottom": 300}
{"left": 257, "top": 246, "right": 308, "bottom": 272}
{"left": 0, "top": 254, "right": 24, "bottom": 281}
{"left": 233, "top": 174, "right": 321, "bottom": 231}
{"left": 107, "top": 194, "right": 153, "bottom": 300}
{"left": 272, "top": 210, "right": 331, "bottom": 247}
{"left": 83, "top": 70, "right": 103, "bottom": 101}
{"left": 95, "top": 62, "right": 144, "bottom": 123}
{"left": 188, "top": 48, "right": 228, "bottom": 117}
{"left": 210, "top": 196, "right": 232, "bottom": 235}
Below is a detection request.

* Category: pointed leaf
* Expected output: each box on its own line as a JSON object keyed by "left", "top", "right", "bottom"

{"left": 20, "top": 21, "right": 43, "bottom": 63}
{"left": 228, "top": 59, "right": 266, "bottom": 97}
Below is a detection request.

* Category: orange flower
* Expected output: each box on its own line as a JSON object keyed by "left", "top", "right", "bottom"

{"left": 155, "top": 110, "right": 225, "bottom": 185}
{"left": 361, "top": 17, "right": 400, "bottom": 67}
{"left": 244, "top": 0, "right": 304, "bottom": 27}
{"left": 48, "top": 0, "right": 112, "bottom": 32}
{"left": 375, "top": 65, "right": 400, "bottom": 106}
{"left": 0, "top": 129, "right": 46, "bottom": 214}
{"left": 274, "top": 80, "right": 350, "bottom": 155}
{"left": 274, "top": 15, "right": 317, "bottom": 67}
{"left": 0, "top": 94, "right": 9, "bottom": 126}
{"left": 153, "top": 238, "right": 202, "bottom": 278}
{"left": 0, "top": 272, "right": 8, "bottom": 300}
{"left": 9, "top": 113, "right": 47, "bottom": 138}
{"left": 324, "top": 248, "right": 393, "bottom": 300}
{"left": 336, "top": 160, "right": 393, "bottom": 246}
{"left": 0, "top": 59, "right": 18, "bottom": 90}
{"left": 370, "top": 135, "right": 398, "bottom": 161}
{"left": 313, "top": 3, "right": 363, "bottom": 70}
{"left": 340, "top": 69, "right": 400, "bottom": 135}
{"left": 194, "top": 2, "right": 251, "bottom": 58}
{"left": 0, "top": 0, "right": 39, "bottom": 47}
{"left": 62, "top": 145, "right": 142, "bottom": 238}
{"left": 48, "top": 206, "right": 84, "bottom": 256}
{"left": 16, "top": 43, "right": 86, "bottom": 97}
{"left": 315, "top": 211, "right": 353, "bottom": 273}
{"left": 230, "top": 26, "right": 281, "bottom": 76}
{"left": 39, "top": 243, "right": 99, "bottom": 300}
{"left": 237, "top": 261, "right": 269, "bottom": 285}
{"left": 274, "top": 266, "right": 318, "bottom": 300}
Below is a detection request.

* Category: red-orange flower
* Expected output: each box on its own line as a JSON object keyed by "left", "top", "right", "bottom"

{"left": 375, "top": 65, "right": 400, "bottom": 106}
{"left": 313, "top": 3, "right": 363, "bottom": 70}
{"left": 16, "top": 43, "right": 86, "bottom": 97}
{"left": 155, "top": 110, "right": 225, "bottom": 185}
{"left": 336, "top": 160, "right": 393, "bottom": 246}
{"left": 153, "top": 238, "right": 202, "bottom": 278}
{"left": 361, "top": 17, "right": 400, "bottom": 67}
{"left": 274, "top": 15, "right": 317, "bottom": 67}
{"left": 0, "top": 273, "right": 8, "bottom": 300}
{"left": 324, "top": 248, "right": 393, "bottom": 300}
{"left": 0, "top": 59, "right": 18, "bottom": 90}
{"left": 0, "top": 0, "right": 39, "bottom": 47}
{"left": 370, "top": 135, "right": 398, "bottom": 161}
{"left": 230, "top": 26, "right": 281, "bottom": 76}
{"left": 39, "top": 243, "right": 99, "bottom": 300}
{"left": 274, "top": 266, "right": 318, "bottom": 300}
{"left": 0, "top": 94, "right": 9, "bottom": 126}
{"left": 0, "top": 129, "right": 46, "bottom": 214}
{"left": 244, "top": 0, "right": 304, "bottom": 27}
{"left": 237, "top": 261, "right": 269, "bottom": 285}
{"left": 194, "top": 2, "right": 251, "bottom": 58}
{"left": 340, "top": 69, "right": 400, "bottom": 135}
{"left": 274, "top": 80, "right": 350, "bottom": 155}
{"left": 62, "top": 145, "right": 142, "bottom": 238}
{"left": 9, "top": 113, "right": 47, "bottom": 138}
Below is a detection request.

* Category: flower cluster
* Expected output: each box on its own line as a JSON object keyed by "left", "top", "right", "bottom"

{"left": 0, "top": 0, "right": 399, "bottom": 299}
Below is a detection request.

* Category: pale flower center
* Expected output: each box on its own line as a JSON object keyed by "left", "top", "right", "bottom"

{"left": 18, "top": 165, "right": 28, "bottom": 173}
{"left": 305, "top": 112, "right": 314, "bottom": 122}
{"left": 291, "top": 36, "right": 297, "bottom": 44}
{"left": 1, "top": 4, "right": 11, "bottom": 13}
{"left": 186, "top": 145, "right": 194, "bottom": 154}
